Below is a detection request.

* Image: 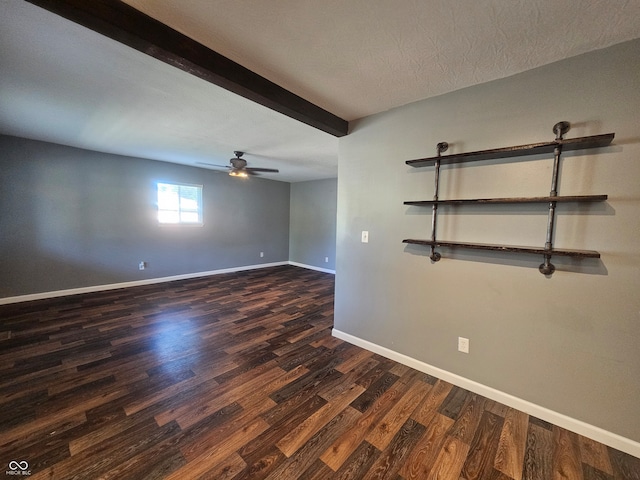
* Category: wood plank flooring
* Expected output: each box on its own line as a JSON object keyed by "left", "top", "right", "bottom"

{"left": 1, "top": 265, "right": 638, "bottom": 479}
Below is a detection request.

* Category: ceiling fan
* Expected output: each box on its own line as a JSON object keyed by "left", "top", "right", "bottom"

{"left": 197, "top": 151, "right": 279, "bottom": 177}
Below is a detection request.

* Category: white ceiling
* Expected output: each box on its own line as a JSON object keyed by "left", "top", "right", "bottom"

{"left": 2, "top": 0, "right": 640, "bottom": 182}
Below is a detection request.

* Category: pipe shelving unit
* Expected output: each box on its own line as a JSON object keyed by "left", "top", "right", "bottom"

{"left": 402, "top": 122, "right": 614, "bottom": 275}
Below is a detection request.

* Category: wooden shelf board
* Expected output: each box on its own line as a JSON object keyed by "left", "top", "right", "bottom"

{"left": 402, "top": 239, "right": 601, "bottom": 258}
{"left": 406, "top": 133, "right": 614, "bottom": 167}
{"left": 404, "top": 195, "right": 608, "bottom": 206}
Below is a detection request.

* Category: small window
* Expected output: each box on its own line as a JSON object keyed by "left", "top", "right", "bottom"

{"left": 157, "top": 182, "right": 203, "bottom": 225}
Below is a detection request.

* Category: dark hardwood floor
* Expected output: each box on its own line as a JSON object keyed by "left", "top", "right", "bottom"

{"left": 1, "top": 265, "right": 638, "bottom": 479}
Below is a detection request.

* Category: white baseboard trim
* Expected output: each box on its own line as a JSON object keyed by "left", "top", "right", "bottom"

{"left": 288, "top": 261, "right": 336, "bottom": 274}
{"left": 332, "top": 328, "right": 640, "bottom": 459}
{"left": 0, "top": 262, "right": 289, "bottom": 305}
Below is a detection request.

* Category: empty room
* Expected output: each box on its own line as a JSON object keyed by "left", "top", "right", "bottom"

{"left": 1, "top": 1, "right": 639, "bottom": 479}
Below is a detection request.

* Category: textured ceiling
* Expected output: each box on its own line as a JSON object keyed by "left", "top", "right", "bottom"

{"left": 1, "top": 0, "right": 640, "bottom": 182}
{"left": 121, "top": 0, "right": 640, "bottom": 120}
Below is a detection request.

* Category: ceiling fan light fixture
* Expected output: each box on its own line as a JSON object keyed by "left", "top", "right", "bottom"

{"left": 229, "top": 168, "right": 248, "bottom": 177}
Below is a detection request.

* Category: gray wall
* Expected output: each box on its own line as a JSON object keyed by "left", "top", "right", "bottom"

{"left": 335, "top": 39, "right": 640, "bottom": 443}
{"left": 289, "top": 178, "right": 337, "bottom": 271}
{"left": 0, "top": 136, "right": 290, "bottom": 297}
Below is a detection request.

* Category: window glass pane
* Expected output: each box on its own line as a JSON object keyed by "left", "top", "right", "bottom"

{"left": 180, "top": 198, "right": 198, "bottom": 210}
{"left": 180, "top": 211, "right": 200, "bottom": 223}
{"left": 158, "top": 210, "right": 180, "bottom": 223}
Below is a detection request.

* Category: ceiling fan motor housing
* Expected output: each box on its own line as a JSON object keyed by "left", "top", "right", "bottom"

{"left": 231, "top": 157, "right": 247, "bottom": 168}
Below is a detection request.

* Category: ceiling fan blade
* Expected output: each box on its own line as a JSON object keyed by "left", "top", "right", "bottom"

{"left": 196, "top": 161, "right": 230, "bottom": 169}
{"left": 246, "top": 167, "right": 279, "bottom": 173}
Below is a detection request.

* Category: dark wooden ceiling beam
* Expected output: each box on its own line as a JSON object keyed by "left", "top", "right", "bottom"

{"left": 25, "top": 0, "right": 349, "bottom": 137}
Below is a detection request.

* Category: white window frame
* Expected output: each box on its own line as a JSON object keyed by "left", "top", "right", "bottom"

{"left": 157, "top": 182, "right": 203, "bottom": 226}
